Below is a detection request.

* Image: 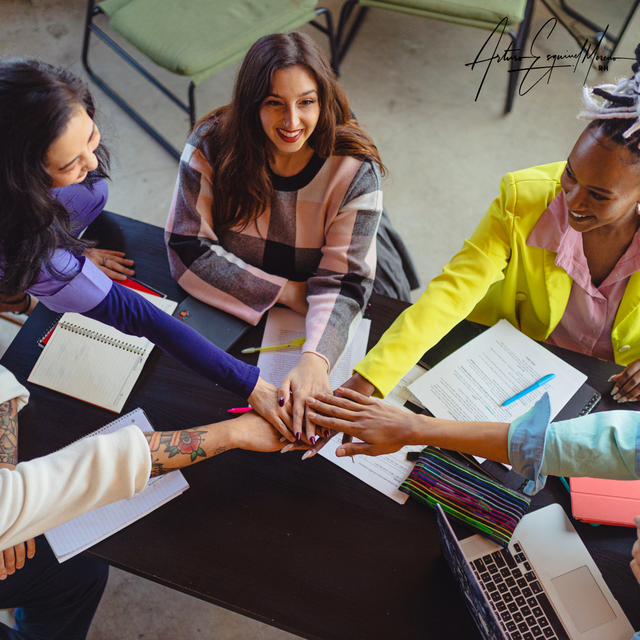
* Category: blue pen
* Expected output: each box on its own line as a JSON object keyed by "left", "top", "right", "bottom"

{"left": 502, "top": 373, "right": 556, "bottom": 407}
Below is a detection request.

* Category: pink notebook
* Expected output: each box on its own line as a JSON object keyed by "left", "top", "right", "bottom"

{"left": 569, "top": 476, "right": 640, "bottom": 527}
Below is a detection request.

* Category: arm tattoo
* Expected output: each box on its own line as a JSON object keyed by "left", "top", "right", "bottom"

{"left": 144, "top": 429, "right": 226, "bottom": 478}
{"left": 0, "top": 400, "right": 18, "bottom": 468}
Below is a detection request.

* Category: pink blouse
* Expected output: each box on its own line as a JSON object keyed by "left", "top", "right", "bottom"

{"left": 527, "top": 191, "right": 640, "bottom": 361}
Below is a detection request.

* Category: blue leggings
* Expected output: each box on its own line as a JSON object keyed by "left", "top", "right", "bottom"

{"left": 0, "top": 536, "right": 108, "bottom": 640}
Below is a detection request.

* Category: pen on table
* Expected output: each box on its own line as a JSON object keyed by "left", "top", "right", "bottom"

{"left": 241, "top": 337, "right": 305, "bottom": 354}
{"left": 501, "top": 373, "right": 556, "bottom": 407}
{"left": 227, "top": 406, "right": 252, "bottom": 413}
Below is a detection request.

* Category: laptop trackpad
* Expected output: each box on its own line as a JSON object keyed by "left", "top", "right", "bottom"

{"left": 551, "top": 565, "right": 617, "bottom": 633}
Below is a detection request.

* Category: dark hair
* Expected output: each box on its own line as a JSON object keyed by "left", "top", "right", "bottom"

{"left": 197, "top": 32, "right": 385, "bottom": 232}
{"left": 0, "top": 58, "right": 110, "bottom": 300}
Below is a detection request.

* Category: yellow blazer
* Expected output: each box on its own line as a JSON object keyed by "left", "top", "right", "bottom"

{"left": 356, "top": 162, "right": 640, "bottom": 397}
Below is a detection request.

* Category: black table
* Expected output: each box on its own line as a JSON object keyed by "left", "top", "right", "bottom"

{"left": 3, "top": 212, "right": 640, "bottom": 639}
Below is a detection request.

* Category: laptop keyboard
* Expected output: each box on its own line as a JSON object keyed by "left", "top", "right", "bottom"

{"left": 471, "top": 544, "right": 570, "bottom": 640}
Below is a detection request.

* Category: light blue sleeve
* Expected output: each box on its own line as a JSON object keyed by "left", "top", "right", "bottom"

{"left": 541, "top": 410, "right": 640, "bottom": 480}
{"left": 508, "top": 392, "right": 640, "bottom": 495}
{"left": 631, "top": 632, "right": 640, "bottom": 640}
{"left": 508, "top": 393, "right": 551, "bottom": 495}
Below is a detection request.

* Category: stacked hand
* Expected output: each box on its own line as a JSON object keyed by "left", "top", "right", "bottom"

{"left": 279, "top": 352, "right": 332, "bottom": 445}
{"left": 248, "top": 377, "right": 295, "bottom": 442}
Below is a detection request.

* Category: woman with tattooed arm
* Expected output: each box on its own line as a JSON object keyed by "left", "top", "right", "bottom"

{"left": 0, "top": 365, "right": 283, "bottom": 640}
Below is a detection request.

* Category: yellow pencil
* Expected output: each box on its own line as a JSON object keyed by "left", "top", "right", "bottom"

{"left": 241, "top": 337, "right": 306, "bottom": 354}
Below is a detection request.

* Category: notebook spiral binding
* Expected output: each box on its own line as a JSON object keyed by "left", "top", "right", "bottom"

{"left": 59, "top": 322, "right": 146, "bottom": 356}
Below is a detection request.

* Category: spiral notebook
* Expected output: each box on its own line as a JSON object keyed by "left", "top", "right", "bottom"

{"left": 28, "top": 292, "right": 177, "bottom": 413}
{"left": 45, "top": 408, "right": 189, "bottom": 562}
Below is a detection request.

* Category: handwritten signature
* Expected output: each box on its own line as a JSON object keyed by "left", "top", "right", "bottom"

{"left": 465, "top": 18, "right": 634, "bottom": 102}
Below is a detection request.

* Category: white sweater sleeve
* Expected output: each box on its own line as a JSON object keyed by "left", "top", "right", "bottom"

{"left": 0, "top": 425, "right": 151, "bottom": 549}
{"left": 0, "top": 366, "right": 29, "bottom": 411}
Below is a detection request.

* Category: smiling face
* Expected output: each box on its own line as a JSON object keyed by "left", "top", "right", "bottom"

{"left": 259, "top": 65, "right": 320, "bottom": 163}
{"left": 45, "top": 106, "right": 100, "bottom": 188}
{"left": 561, "top": 127, "right": 640, "bottom": 234}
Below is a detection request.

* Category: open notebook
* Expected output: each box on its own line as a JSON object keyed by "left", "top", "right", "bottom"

{"left": 45, "top": 408, "right": 189, "bottom": 562}
{"left": 28, "top": 291, "right": 177, "bottom": 413}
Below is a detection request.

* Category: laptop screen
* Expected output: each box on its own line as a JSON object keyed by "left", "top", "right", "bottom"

{"left": 436, "top": 504, "right": 505, "bottom": 640}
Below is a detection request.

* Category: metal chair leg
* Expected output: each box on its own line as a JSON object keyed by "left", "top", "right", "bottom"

{"left": 337, "top": 1, "right": 368, "bottom": 66}
{"left": 504, "top": 0, "right": 535, "bottom": 115}
{"left": 310, "top": 6, "right": 340, "bottom": 75}
{"left": 82, "top": 0, "right": 193, "bottom": 160}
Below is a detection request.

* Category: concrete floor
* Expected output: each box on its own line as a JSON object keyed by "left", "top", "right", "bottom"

{"left": 1, "top": 0, "right": 639, "bottom": 638}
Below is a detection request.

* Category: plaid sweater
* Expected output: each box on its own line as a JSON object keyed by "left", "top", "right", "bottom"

{"left": 165, "top": 131, "right": 382, "bottom": 370}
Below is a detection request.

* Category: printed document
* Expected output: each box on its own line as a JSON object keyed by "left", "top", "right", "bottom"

{"left": 408, "top": 319, "right": 587, "bottom": 422}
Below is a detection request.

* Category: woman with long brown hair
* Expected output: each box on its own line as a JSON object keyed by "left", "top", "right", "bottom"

{"left": 166, "top": 32, "right": 416, "bottom": 443}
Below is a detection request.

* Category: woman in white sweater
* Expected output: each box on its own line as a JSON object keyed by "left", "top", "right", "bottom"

{"left": 0, "top": 365, "right": 283, "bottom": 639}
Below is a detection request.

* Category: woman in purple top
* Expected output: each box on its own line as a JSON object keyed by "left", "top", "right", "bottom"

{"left": 0, "top": 58, "right": 291, "bottom": 439}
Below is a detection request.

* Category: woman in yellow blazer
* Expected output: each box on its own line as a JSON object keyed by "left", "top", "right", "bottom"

{"left": 335, "top": 51, "right": 640, "bottom": 407}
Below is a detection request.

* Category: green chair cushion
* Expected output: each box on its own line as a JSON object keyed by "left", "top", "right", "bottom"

{"left": 97, "top": 0, "right": 318, "bottom": 85}
{"left": 360, "top": 0, "right": 526, "bottom": 27}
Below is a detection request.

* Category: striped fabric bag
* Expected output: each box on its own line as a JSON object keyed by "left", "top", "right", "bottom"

{"left": 400, "top": 447, "right": 531, "bottom": 546}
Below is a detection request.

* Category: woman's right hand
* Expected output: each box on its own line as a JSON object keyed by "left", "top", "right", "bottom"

{"left": 248, "top": 377, "right": 295, "bottom": 442}
{"left": 285, "top": 373, "right": 377, "bottom": 459}
{"left": 306, "top": 388, "right": 417, "bottom": 457}
{"left": 277, "top": 281, "right": 309, "bottom": 316}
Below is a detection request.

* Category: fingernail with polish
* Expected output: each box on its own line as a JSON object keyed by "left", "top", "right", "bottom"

{"left": 302, "top": 450, "right": 314, "bottom": 461}
{"left": 310, "top": 436, "right": 316, "bottom": 445}
{"left": 612, "top": 387, "right": 619, "bottom": 395}
{"left": 614, "top": 393, "right": 621, "bottom": 400}
{"left": 278, "top": 397, "right": 285, "bottom": 407}
{"left": 281, "top": 443, "right": 295, "bottom": 453}
{"left": 351, "top": 456, "right": 356, "bottom": 464}
{"left": 324, "top": 430, "right": 330, "bottom": 438}
{"left": 296, "top": 432, "right": 301, "bottom": 441}
{"left": 608, "top": 375, "right": 617, "bottom": 382}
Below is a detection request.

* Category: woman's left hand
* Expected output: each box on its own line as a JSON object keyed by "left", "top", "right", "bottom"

{"left": 84, "top": 248, "right": 135, "bottom": 281}
{"left": 610, "top": 359, "right": 640, "bottom": 403}
{"left": 279, "top": 352, "right": 331, "bottom": 444}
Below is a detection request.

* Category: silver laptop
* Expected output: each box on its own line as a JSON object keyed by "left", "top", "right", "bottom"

{"left": 436, "top": 503, "right": 634, "bottom": 640}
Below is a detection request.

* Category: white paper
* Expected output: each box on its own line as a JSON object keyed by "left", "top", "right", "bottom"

{"left": 45, "top": 408, "right": 189, "bottom": 561}
{"left": 408, "top": 319, "right": 588, "bottom": 423}
{"left": 257, "top": 307, "right": 370, "bottom": 388}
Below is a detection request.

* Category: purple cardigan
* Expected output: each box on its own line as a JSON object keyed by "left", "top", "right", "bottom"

{"left": 23, "top": 180, "right": 258, "bottom": 399}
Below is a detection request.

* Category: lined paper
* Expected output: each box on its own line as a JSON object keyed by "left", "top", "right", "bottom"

{"left": 45, "top": 408, "right": 189, "bottom": 562}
